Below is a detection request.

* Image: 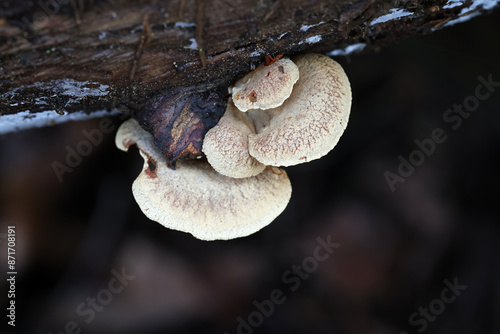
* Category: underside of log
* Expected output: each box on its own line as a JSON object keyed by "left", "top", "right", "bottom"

{"left": 0, "top": 0, "right": 498, "bottom": 134}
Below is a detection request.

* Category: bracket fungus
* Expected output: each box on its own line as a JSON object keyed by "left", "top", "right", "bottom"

{"left": 116, "top": 119, "right": 291, "bottom": 241}
{"left": 202, "top": 99, "right": 266, "bottom": 178}
{"left": 117, "top": 53, "right": 351, "bottom": 240}
{"left": 248, "top": 53, "right": 351, "bottom": 166}
{"left": 232, "top": 57, "right": 300, "bottom": 112}
{"left": 203, "top": 53, "right": 352, "bottom": 176}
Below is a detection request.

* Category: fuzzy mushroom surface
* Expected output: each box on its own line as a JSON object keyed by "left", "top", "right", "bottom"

{"left": 116, "top": 119, "right": 292, "bottom": 241}
{"left": 232, "top": 57, "right": 300, "bottom": 112}
{"left": 202, "top": 99, "right": 266, "bottom": 178}
{"left": 247, "top": 53, "right": 352, "bottom": 166}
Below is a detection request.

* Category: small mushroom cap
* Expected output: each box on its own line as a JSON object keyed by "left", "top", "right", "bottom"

{"left": 116, "top": 119, "right": 292, "bottom": 241}
{"left": 232, "top": 58, "right": 299, "bottom": 112}
{"left": 202, "top": 100, "right": 266, "bottom": 178}
{"left": 248, "top": 53, "right": 352, "bottom": 167}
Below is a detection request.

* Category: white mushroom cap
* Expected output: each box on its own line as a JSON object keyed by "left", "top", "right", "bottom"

{"left": 232, "top": 58, "right": 299, "bottom": 112}
{"left": 202, "top": 99, "right": 266, "bottom": 178}
{"left": 247, "top": 53, "right": 352, "bottom": 167}
{"left": 116, "top": 119, "right": 292, "bottom": 241}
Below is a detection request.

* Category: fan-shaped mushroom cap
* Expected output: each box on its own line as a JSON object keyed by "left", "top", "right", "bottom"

{"left": 232, "top": 58, "right": 299, "bottom": 112}
{"left": 116, "top": 119, "right": 292, "bottom": 241}
{"left": 202, "top": 100, "right": 266, "bottom": 178}
{"left": 247, "top": 53, "right": 352, "bottom": 167}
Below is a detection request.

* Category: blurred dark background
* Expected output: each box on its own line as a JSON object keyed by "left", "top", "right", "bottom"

{"left": 1, "top": 7, "right": 500, "bottom": 334}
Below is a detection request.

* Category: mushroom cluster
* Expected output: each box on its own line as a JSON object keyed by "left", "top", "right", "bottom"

{"left": 203, "top": 53, "right": 352, "bottom": 177}
{"left": 116, "top": 53, "right": 351, "bottom": 241}
{"left": 116, "top": 119, "right": 292, "bottom": 241}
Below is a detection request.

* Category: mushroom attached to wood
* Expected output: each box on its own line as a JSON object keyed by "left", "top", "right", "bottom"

{"left": 116, "top": 119, "right": 292, "bottom": 241}
{"left": 202, "top": 99, "right": 266, "bottom": 178}
{"left": 203, "top": 53, "right": 351, "bottom": 177}
{"left": 247, "top": 53, "right": 352, "bottom": 166}
{"left": 232, "top": 57, "right": 300, "bottom": 112}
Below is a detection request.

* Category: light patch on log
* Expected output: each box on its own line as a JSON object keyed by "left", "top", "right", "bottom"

{"left": 444, "top": 0, "right": 500, "bottom": 26}
{"left": 371, "top": 8, "right": 414, "bottom": 25}
{"left": 0, "top": 109, "right": 122, "bottom": 135}
{"left": 327, "top": 43, "right": 367, "bottom": 56}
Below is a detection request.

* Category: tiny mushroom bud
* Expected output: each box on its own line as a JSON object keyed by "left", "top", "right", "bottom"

{"left": 202, "top": 99, "right": 266, "bottom": 178}
{"left": 247, "top": 53, "right": 352, "bottom": 166}
{"left": 116, "top": 119, "right": 291, "bottom": 241}
{"left": 232, "top": 57, "right": 299, "bottom": 112}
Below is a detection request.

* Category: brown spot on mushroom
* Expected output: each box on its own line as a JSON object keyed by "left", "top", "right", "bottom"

{"left": 146, "top": 158, "right": 157, "bottom": 178}
{"left": 232, "top": 58, "right": 299, "bottom": 112}
{"left": 265, "top": 53, "right": 284, "bottom": 66}
{"left": 249, "top": 90, "right": 258, "bottom": 103}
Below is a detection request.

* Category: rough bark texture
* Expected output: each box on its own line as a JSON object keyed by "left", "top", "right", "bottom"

{"left": 0, "top": 0, "right": 498, "bottom": 118}
{"left": 134, "top": 85, "right": 228, "bottom": 167}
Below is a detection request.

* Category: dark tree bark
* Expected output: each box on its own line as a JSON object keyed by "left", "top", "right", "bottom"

{"left": 0, "top": 0, "right": 498, "bottom": 124}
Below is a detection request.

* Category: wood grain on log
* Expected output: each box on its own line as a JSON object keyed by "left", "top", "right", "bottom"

{"left": 0, "top": 0, "right": 498, "bottom": 128}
